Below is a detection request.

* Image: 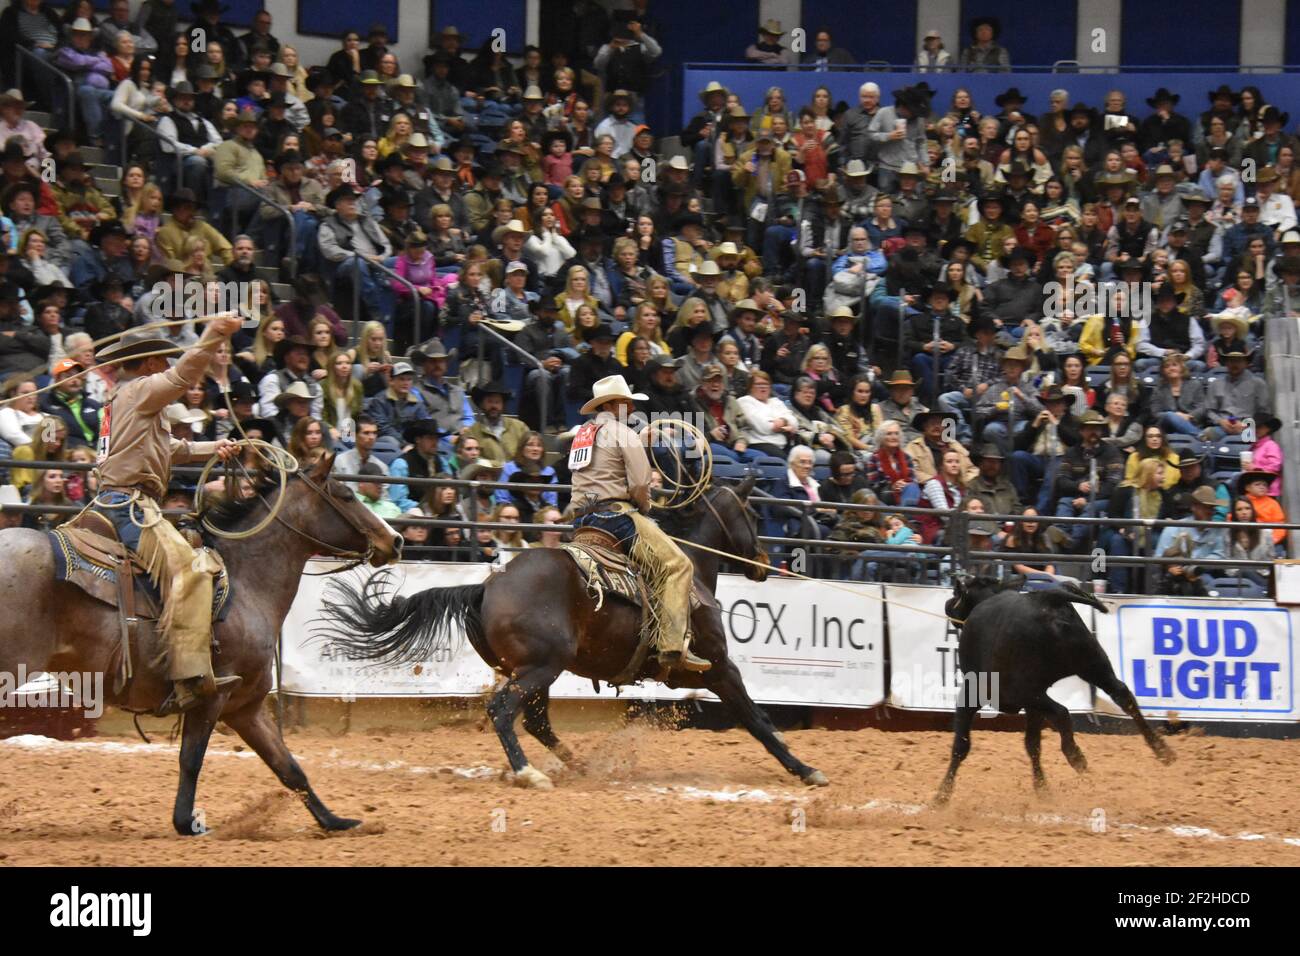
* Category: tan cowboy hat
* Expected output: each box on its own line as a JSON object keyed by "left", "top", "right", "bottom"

{"left": 1002, "top": 344, "right": 1032, "bottom": 363}
{"left": 698, "top": 81, "right": 729, "bottom": 103}
{"left": 694, "top": 259, "right": 721, "bottom": 277}
{"left": 663, "top": 155, "right": 690, "bottom": 172}
{"left": 883, "top": 370, "right": 916, "bottom": 387}
{"left": 492, "top": 218, "right": 530, "bottom": 243}
{"left": 1208, "top": 311, "right": 1250, "bottom": 340}
{"left": 391, "top": 73, "right": 418, "bottom": 89}
{"left": 714, "top": 241, "right": 740, "bottom": 257}
{"left": 165, "top": 403, "right": 207, "bottom": 426}
{"left": 760, "top": 18, "right": 785, "bottom": 36}
{"left": 897, "top": 161, "right": 923, "bottom": 177}
{"left": 481, "top": 316, "right": 526, "bottom": 333}
{"left": 0, "top": 89, "right": 28, "bottom": 109}
{"left": 826, "top": 306, "right": 857, "bottom": 322}
{"left": 97, "top": 328, "right": 183, "bottom": 363}
{"left": 273, "top": 380, "right": 315, "bottom": 408}
{"left": 580, "top": 375, "right": 647, "bottom": 415}
{"left": 461, "top": 458, "right": 503, "bottom": 480}
{"left": 405, "top": 131, "right": 430, "bottom": 150}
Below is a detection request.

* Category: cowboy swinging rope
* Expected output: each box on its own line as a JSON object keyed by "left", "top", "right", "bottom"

{"left": 643, "top": 417, "right": 712, "bottom": 510}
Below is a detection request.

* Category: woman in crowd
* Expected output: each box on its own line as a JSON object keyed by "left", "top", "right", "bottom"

{"left": 497, "top": 431, "right": 557, "bottom": 505}
{"left": 349, "top": 320, "right": 396, "bottom": 396}
{"left": 322, "top": 351, "right": 363, "bottom": 446}
{"left": 737, "top": 371, "right": 796, "bottom": 459}
{"left": 19, "top": 229, "right": 71, "bottom": 289}
{"left": 832, "top": 373, "right": 874, "bottom": 459}
{"left": 1125, "top": 424, "right": 1181, "bottom": 489}
{"left": 1094, "top": 351, "right": 1147, "bottom": 420}
{"left": 716, "top": 337, "right": 751, "bottom": 397}
{"left": 1103, "top": 458, "right": 1172, "bottom": 593}
{"left": 22, "top": 467, "right": 72, "bottom": 530}
{"left": 666, "top": 296, "right": 711, "bottom": 356}
{"left": 1057, "top": 353, "right": 1094, "bottom": 414}
{"left": 428, "top": 204, "right": 469, "bottom": 271}
{"left": 0, "top": 379, "right": 42, "bottom": 449}
{"left": 1000, "top": 508, "right": 1059, "bottom": 576}
{"left": 800, "top": 343, "right": 844, "bottom": 412}
{"left": 1148, "top": 351, "right": 1208, "bottom": 438}
{"left": 616, "top": 302, "right": 667, "bottom": 364}
{"left": 288, "top": 416, "right": 327, "bottom": 467}
{"left": 1228, "top": 497, "right": 1274, "bottom": 590}
{"left": 10, "top": 415, "right": 70, "bottom": 493}
{"left": 865, "top": 420, "right": 919, "bottom": 506}
{"left": 787, "top": 376, "right": 842, "bottom": 463}
{"left": 918, "top": 448, "right": 966, "bottom": 544}
{"left": 524, "top": 207, "right": 575, "bottom": 286}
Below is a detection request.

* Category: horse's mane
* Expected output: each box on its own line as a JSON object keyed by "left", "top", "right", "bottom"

{"left": 200, "top": 471, "right": 289, "bottom": 533}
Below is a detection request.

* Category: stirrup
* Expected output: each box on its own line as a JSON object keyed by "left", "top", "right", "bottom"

{"left": 658, "top": 649, "right": 712, "bottom": 673}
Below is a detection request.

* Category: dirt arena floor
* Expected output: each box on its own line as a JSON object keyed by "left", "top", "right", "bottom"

{"left": 1, "top": 704, "right": 1298, "bottom": 866}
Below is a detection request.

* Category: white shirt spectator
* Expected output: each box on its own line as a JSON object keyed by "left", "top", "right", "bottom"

{"left": 523, "top": 230, "right": 576, "bottom": 279}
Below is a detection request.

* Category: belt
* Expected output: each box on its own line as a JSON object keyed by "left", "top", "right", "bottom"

{"left": 576, "top": 498, "right": 634, "bottom": 518}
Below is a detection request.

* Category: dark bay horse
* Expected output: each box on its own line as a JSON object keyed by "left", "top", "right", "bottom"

{"left": 0, "top": 452, "right": 403, "bottom": 834}
{"left": 936, "top": 574, "right": 1174, "bottom": 805}
{"left": 319, "top": 477, "right": 829, "bottom": 789}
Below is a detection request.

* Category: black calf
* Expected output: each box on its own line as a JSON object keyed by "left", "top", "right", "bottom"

{"left": 936, "top": 576, "right": 1175, "bottom": 805}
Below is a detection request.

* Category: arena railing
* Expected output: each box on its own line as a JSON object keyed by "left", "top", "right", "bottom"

{"left": 119, "top": 113, "right": 182, "bottom": 193}
{"left": 13, "top": 45, "right": 75, "bottom": 132}
{"left": 223, "top": 177, "right": 296, "bottom": 281}
{"left": 0, "top": 459, "right": 1287, "bottom": 592}
{"left": 350, "top": 253, "right": 420, "bottom": 351}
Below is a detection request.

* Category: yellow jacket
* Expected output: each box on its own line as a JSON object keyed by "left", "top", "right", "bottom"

{"left": 1125, "top": 449, "right": 1181, "bottom": 489}
{"left": 1079, "top": 313, "right": 1141, "bottom": 365}
{"left": 731, "top": 146, "right": 791, "bottom": 210}
{"left": 155, "top": 218, "right": 234, "bottom": 273}
{"left": 212, "top": 136, "right": 267, "bottom": 186}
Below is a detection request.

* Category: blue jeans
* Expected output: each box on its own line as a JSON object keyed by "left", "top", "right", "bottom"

{"left": 1099, "top": 527, "right": 1134, "bottom": 593}
{"left": 1010, "top": 452, "right": 1059, "bottom": 513}
{"left": 762, "top": 224, "right": 796, "bottom": 277}
{"left": 981, "top": 418, "right": 1026, "bottom": 455}
{"left": 910, "top": 352, "right": 953, "bottom": 404}
{"left": 1159, "top": 410, "right": 1202, "bottom": 436}
{"left": 90, "top": 491, "right": 146, "bottom": 553}
{"left": 1054, "top": 495, "right": 1108, "bottom": 551}
{"left": 77, "top": 84, "right": 115, "bottom": 141}
{"left": 937, "top": 391, "right": 972, "bottom": 442}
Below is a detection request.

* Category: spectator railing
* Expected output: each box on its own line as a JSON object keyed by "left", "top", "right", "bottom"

{"left": 14, "top": 45, "right": 75, "bottom": 132}
{"left": 224, "top": 177, "right": 296, "bottom": 280}
{"left": 476, "top": 321, "right": 549, "bottom": 432}
{"left": 0, "top": 458, "right": 1286, "bottom": 592}
{"left": 361, "top": 255, "right": 419, "bottom": 350}
{"left": 119, "top": 113, "right": 182, "bottom": 188}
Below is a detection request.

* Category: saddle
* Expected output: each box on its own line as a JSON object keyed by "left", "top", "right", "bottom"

{"left": 48, "top": 513, "right": 231, "bottom": 697}
{"left": 561, "top": 527, "right": 703, "bottom": 687}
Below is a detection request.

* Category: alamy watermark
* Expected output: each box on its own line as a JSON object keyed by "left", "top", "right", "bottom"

{"left": 1042, "top": 280, "right": 1151, "bottom": 322}
{"left": 0, "top": 665, "right": 103, "bottom": 719}
{"left": 145, "top": 276, "right": 260, "bottom": 328}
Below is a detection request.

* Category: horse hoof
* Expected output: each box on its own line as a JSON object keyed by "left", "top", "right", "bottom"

{"left": 1158, "top": 747, "right": 1176, "bottom": 765}
{"left": 513, "top": 766, "right": 554, "bottom": 790}
{"left": 325, "top": 816, "right": 362, "bottom": 831}
{"left": 801, "top": 769, "right": 829, "bottom": 787}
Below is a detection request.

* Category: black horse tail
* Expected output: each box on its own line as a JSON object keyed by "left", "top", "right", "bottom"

{"left": 1039, "top": 581, "right": 1110, "bottom": 615}
{"left": 315, "top": 569, "right": 486, "bottom": 666}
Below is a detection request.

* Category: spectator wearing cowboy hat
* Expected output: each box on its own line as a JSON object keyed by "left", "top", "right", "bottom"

{"left": 593, "top": 21, "right": 661, "bottom": 100}
{"left": 682, "top": 81, "right": 730, "bottom": 186}
{"left": 515, "top": 295, "right": 575, "bottom": 431}
{"left": 1243, "top": 105, "right": 1297, "bottom": 173}
{"left": 1253, "top": 164, "right": 1297, "bottom": 236}
{"left": 745, "top": 18, "right": 796, "bottom": 67}
{"left": 464, "top": 380, "right": 529, "bottom": 463}
{"left": 386, "top": 419, "right": 449, "bottom": 512}
{"left": 155, "top": 81, "right": 223, "bottom": 202}
{"left": 258, "top": 334, "right": 323, "bottom": 420}
{"left": 1009, "top": 384, "right": 1080, "bottom": 512}
{"left": 212, "top": 105, "right": 268, "bottom": 231}
{"left": 1138, "top": 88, "right": 1193, "bottom": 155}
{"left": 317, "top": 182, "right": 392, "bottom": 325}
{"left": 1262, "top": 253, "right": 1300, "bottom": 318}
{"left": 53, "top": 17, "right": 114, "bottom": 146}
{"left": 905, "top": 409, "right": 977, "bottom": 487}
{"left": 936, "top": 314, "right": 1003, "bottom": 445}
{"left": 1204, "top": 343, "right": 1271, "bottom": 441}
{"left": 567, "top": 322, "right": 623, "bottom": 405}
{"left": 154, "top": 187, "right": 233, "bottom": 273}
{"left": 68, "top": 219, "right": 133, "bottom": 294}
{"left": 0, "top": 89, "right": 48, "bottom": 172}
{"left": 959, "top": 16, "right": 1010, "bottom": 73}
{"left": 341, "top": 69, "right": 388, "bottom": 142}
{"left": 915, "top": 28, "right": 952, "bottom": 73}
{"left": 594, "top": 89, "right": 638, "bottom": 159}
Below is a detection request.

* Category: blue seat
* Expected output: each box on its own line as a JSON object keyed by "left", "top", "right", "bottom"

{"left": 751, "top": 455, "right": 787, "bottom": 467}
{"left": 503, "top": 365, "right": 524, "bottom": 415}
{"left": 713, "top": 462, "right": 756, "bottom": 481}
{"left": 812, "top": 465, "right": 831, "bottom": 483}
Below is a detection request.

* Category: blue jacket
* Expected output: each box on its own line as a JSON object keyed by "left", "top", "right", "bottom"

{"left": 363, "top": 387, "right": 434, "bottom": 442}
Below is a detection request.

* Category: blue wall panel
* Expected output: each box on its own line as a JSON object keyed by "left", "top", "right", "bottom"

{"left": 800, "top": 0, "right": 918, "bottom": 63}
{"left": 432, "top": 0, "right": 526, "bottom": 54}
{"left": 297, "top": 0, "right": 398, "bottom": 42}
{"left": 960, "top": 0, "right": 1077, "bottom": 67}
{"left": 1122, "top": 0, "right": 1241, "bottom": 66}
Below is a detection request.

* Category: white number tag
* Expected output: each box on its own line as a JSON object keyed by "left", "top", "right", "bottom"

{"left": 568, "top": 421, "right": 600, "bottom": 471}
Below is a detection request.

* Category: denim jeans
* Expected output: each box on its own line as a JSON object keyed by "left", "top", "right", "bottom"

{"left": 76, "top": 84, "right": 115, "bottom": 142}
{"left": 1159, "top": 410, "right": 1202, "bottom": 436}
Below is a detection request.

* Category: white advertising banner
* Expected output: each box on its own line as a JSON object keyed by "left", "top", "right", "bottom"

{"left": 885, "top": 585, "right": 1093, "bottom": 713}
{"left": 1095, "top": 598, "right": 1299, "bottom": 722}
{"left": 281, "top": 561, "right": 886, "bottom": 709}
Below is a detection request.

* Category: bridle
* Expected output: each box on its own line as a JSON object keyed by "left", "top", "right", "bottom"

{"left": 238, "top": 469, "right": 379, "bottom": 574}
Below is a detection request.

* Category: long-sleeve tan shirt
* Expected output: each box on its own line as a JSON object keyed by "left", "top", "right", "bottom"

{"left": 568, "top": 409, "right": 653, "bottom": 513}
{"left": 96, "top": 330, "right": 225, "bottom": 500}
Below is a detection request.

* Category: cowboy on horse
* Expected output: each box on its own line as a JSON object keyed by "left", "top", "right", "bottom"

{"left": 91, "top": 316, "right": 245, "bottom": 716}
{"left": 566, "top": 375, "right": 710, "bottom": 673}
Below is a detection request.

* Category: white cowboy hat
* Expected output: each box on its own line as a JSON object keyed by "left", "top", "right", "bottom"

{"left": 0, "top": 485, "right": 21, "bottom": 507}
{"left": 481, "top": 317, "right": 526, "bottom": 333}
{"left": 273, "top": 380, "right": 315, "bottom": 408}
{"left": 165, "top": 403, "right": 207, "bottom": 425}
{"left": 580, "top": 375, "right": 647, "bottom": 415}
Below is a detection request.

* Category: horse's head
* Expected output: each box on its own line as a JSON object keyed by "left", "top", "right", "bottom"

{"left": 947, "top": 570, "right": 1022, "bottom": 622}
{"left": 708, "top": 475, "right": 769, "bottom": 582}
{"left": 285, "top": 452, "right": 404, "bottom": 566}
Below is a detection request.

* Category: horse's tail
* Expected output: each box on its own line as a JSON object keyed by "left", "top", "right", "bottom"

{"left": 315, "top": 568, "right": 486, "bottom": 665}
{"left": 1039, "top": 581, "right": 1110, "bottom": 615}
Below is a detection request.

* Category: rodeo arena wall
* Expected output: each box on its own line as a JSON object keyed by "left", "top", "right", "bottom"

{"left": 282, "top": 561, "right": 1300, "bottom": 727}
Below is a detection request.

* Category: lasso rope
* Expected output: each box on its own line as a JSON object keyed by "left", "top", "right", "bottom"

{"left": 644, "top": 418, "right": 712, "bottom": 510}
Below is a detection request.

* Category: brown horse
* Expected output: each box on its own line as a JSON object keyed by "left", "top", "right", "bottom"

{"left": 0, "top": 453, "right": 403, "bottom": 834}
{"left": 318, "top": 477, "right": 829, "bottom": 789}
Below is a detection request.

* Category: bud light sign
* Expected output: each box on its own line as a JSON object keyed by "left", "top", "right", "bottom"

{"left": 1111, "top": 603, "right": 1296, "bottom": 719}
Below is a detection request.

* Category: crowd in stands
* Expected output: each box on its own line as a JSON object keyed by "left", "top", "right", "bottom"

{"left": 0, "top": 4, "right": 1291, "bottom": 595}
